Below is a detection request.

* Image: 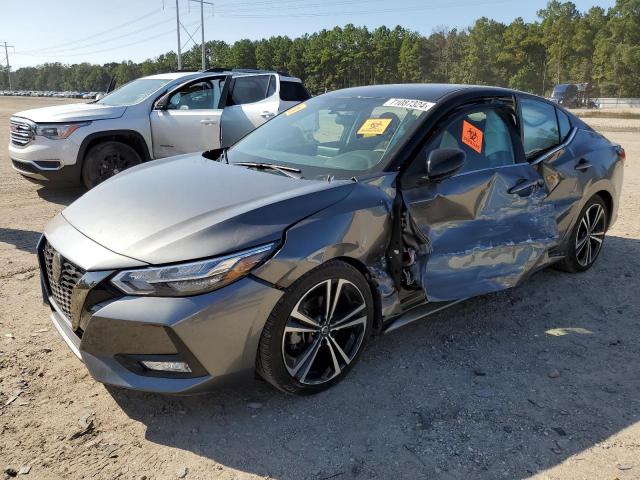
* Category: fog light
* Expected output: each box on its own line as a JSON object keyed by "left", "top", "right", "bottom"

{"left": 140, "top": 360, "right": 192, "bottom": 373}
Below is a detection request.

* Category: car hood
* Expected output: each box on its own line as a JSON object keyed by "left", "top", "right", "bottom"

{"left": 14, "top": 102, "right": 126, "bottom": 123}
{"left": 62, "top": 155, "right": 355, "bottom": 265}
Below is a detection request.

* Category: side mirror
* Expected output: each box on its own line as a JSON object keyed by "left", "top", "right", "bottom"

{"left": 154, "top": 93, "right": 170, "bottom": 111}
{"left": 425, "top": 148, "right": 466, "bottom": 181}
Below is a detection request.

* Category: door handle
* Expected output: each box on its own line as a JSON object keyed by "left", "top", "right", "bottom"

{"left": 508, "top": 178, "right": 543, "bottom": 195}
{"left": 260, "top": 111, "right": 276, "bottom": 119}
{"left": 575, "top": 159, "right": 592, "bottom": 172}
{"left": 200, "top": 119, "right": 218, "bottom": 125}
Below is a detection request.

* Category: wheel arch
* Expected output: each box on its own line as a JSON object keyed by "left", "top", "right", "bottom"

{"left": 331, "top": 256, "right": 384, "bottom": 331}
{"left": 77, "top": 130, "right": 151, "bottom": 173}
{"left": 594, "top": 189, "right": 613, "bottom": 229}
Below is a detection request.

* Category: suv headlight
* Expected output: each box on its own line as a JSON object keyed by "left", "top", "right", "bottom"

{"left": 111, "top": 243, "right": 276, "bottom": 297}
{"left": 35, "top": 121, "right": 91, "bottom": 139}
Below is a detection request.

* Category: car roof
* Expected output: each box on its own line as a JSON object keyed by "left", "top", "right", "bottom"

{"left": 323, "top": 83, "right": 517, "bottom": 102}
{"left": 141, "top": 70, "right": 302, "bottom": 82}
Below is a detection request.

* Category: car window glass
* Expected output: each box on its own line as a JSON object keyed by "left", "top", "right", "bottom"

{"left": 266, "top": 76, "right": 276, "bottom": 98}
{"left": 229, "top": 75, "right": 271, "bottom": 105}
{"left": 280, "top": 81, "right": 312, "bottom": 101}
{"left": 168, "top": 80, "right": 223, "bottom": 110}
{"left": 228, "top": 96, "right": 428, "bottom": 178}
{"left": 425, "top": 108, "right": 515, "bottom": 175}
{"left": 557, "top": 108, "right": 572, "bottom": 141}
{"left": 521, "top": 98, "right": 560, "bottom": 157}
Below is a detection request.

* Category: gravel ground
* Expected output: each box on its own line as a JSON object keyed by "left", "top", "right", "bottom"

{"left": 0, "top": 97, "right": 638, "bottom": 480}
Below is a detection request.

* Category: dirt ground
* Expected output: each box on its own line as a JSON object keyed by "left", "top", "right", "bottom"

{"left": 0, "top": 96, "right": 638, "bottom": 480}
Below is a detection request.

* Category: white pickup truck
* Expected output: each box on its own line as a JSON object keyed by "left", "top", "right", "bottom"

{"left": 9, "top": 69, "right": 310, "bottom": 188}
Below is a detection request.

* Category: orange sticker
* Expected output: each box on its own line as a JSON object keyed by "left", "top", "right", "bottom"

{"left": 462, "top": 120, "right": 483, "bottom": 154}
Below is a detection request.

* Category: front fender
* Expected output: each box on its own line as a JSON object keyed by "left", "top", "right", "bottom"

{"left": 252, "top": 174, "right": 402, "bottom": 318}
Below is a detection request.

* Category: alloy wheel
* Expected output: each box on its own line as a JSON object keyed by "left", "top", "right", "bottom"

{"left": 281, "top": 278, "right": 368, "bottom": 385}
{"left": 575, "top": 203, "right": 606, "bottom": 267}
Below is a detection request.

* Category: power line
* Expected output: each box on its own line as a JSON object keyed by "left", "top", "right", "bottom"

{"left": 22, "top": 17, "right": 175, "bottom": 55}
{"left": 15, "top": 23, "right": 199, "bottom": 59}
{"left": 19, "top": 8, "right": 162, "bottom": 54}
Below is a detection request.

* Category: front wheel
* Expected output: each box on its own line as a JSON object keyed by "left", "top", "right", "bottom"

{"left": 556, "top": 195, "right": 608, "bottom": 273}
{"left": 82, "top": 141, "right": 142, "bottom": 189}
{"left": 257, "top": 261, "right": 373, "bottom": 394}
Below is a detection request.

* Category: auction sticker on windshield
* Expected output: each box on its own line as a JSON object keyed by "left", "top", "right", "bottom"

{"left": 285, "top": 103, "right": 307, "bottom": 116}
{"left": 357, "top": 118, "right": 393, "bottom": 136}
{"left": 383, "top": 98, "right": 436, "bottom": 112}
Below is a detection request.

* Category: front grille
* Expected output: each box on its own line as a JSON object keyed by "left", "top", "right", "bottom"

{"left": 9, "top": 117, "right": 34, "bottom": 146}
{"left": 43, "top": 241, "right": 85, "bottom": 320}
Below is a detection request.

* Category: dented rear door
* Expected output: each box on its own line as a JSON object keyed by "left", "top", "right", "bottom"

{"left": 402, "top": 104, "right": 559, "bottom": 302}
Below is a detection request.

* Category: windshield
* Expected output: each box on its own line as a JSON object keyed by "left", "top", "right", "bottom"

{"left": 96, "top": 78, "right": 172, "bottom": 106}
{"left": 227, "top": 95, "right": 430, "bottom": 180}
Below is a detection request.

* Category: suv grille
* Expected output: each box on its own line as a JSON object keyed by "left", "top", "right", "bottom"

{"left": 9, "top": 117, "right": 34, "bottom": 146}
{"left": 43, "top": 241, "right": 85, "bottom": 320}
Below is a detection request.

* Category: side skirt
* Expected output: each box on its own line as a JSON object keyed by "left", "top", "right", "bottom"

{"left": 382, "top": 298, "right": 467, "bottom": 334}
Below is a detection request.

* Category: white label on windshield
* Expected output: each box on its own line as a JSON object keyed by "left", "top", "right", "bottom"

{"left": 383, "top": 98, "right": 436, "bottom": 112}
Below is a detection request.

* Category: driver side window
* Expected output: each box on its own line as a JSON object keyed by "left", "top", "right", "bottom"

{"left": 426, "top": 107, "right": 516, "bottom": 175}
{"left": 168, "top": 80, "right": 222, "bottom": 110}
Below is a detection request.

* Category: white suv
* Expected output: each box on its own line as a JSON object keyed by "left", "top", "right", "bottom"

{"left": 9, "top": 69, "right": 310, "bottom": 188}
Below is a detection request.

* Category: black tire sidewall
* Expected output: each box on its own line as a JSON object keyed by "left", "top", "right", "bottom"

{"left": 82, "top": 141, "right": 141, "bottom": 189}
{"left": 257, "top": 261, "right": 374, "bottom": 395}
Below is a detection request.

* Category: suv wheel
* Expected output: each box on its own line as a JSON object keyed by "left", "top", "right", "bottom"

{"left": 82, "top": 141, "right": 142, "bottom": 189}
{"left": 257, "top": 261, "right": 373, "bottom": 394}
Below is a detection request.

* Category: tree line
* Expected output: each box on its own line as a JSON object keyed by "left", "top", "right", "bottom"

{"left": 2, "top": 0, "right": 639, "bottom": 97}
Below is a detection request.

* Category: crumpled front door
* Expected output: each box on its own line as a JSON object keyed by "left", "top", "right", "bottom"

{"left": 403, "top": 163, "right": 559, "bottom": 302}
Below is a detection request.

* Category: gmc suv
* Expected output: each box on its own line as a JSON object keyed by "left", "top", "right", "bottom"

{"left": 9, "top": 69, "right": 310, "bottom": 188}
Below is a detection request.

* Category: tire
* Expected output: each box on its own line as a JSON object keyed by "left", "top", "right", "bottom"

{"left": 555, "top": 195, "right": 608, "bottom": 273}
{"left": 257, "top": 261, "right": 374, "bottom": 395}
{"left": 81, "top": 141, "right": 142, "bottom": 189}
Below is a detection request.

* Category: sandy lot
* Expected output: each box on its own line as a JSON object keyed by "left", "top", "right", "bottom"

{"left": 0, "top": 97, "right": 638, "bottom": 480}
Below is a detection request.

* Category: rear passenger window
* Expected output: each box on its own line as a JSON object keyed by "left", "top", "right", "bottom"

{"left": 280, "top": 81, "right": 311, "bottom": 101}
{"left": 521, "top": 98, "right": 560, "bottom": 157}
{"left": 228, "top": 75, "right": 271, "bottom": 105}
{"left": 556, "top": 108, "right": 572, "bottom": 141}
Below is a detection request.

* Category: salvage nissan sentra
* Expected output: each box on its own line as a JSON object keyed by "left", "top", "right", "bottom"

{"left": 39, "top": 84, "right": 624, "bottom": 394}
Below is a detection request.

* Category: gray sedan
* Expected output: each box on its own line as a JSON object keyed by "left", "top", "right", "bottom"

{"left": 38, "top": 84, "right": 624, "bottom": 394}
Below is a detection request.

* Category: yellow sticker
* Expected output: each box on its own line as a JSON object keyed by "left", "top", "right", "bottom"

{"left": 357, "top": 118, "right": 392, "bottom": 136}
{"left": 285, "top": 103, "right": 307, "bottom": 116}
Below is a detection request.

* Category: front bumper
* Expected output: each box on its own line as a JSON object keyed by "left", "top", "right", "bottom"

{"left": 45, "top": 276, "right": 283, "bottom": 394}
{"left": 40, "top": 226, "right": 284, "bottom": 394}
{"left": 9, "top": 136, "right": 82, "bottom": 185}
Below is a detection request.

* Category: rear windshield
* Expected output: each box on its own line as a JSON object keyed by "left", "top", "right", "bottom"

{"left": 96, "top": 78, "right": 172, "bottom": 106}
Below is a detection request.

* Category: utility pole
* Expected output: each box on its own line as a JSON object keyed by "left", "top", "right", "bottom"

{"left": 2, "top": 42, "right": 14, "bottom": 90}
{"left": 175, "top": 0, "right": 182, "bottom": 70}
{"left": 200, "top": 0, "right": 205, "bottom": 70}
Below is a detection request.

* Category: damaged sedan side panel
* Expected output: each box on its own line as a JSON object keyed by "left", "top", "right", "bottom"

{"left": 402, "top": 165, "right": 559, "bottom": 301}
{"left": 252, "top": 174, "right": 405, "bottom": 321}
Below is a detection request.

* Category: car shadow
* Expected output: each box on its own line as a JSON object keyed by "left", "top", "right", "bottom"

{"left": 36, "top": 185, "right": 85, "bottom": 206}
{"left": 0, "top": 227, "right": 41, "bottom": 253}
{"left": 108, "top": 235, "right": 640, "bottom": 479}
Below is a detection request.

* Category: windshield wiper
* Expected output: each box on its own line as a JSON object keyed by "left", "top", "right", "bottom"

{"left": 234, "top": 162, "right": 302, "bottom": 179}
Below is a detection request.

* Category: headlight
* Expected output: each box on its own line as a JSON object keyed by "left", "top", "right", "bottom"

{"left": 35, "top": 122, "right": 91, "bottom": 139}
{"left": 111, "top": 243, "right": 276, "bottom": 296}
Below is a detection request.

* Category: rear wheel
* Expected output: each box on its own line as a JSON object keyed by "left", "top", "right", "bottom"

{"left": 82, "top": 141, "right": 141, "bottom": 189}
{"left": 556, "top": 195, "right": 607, "bottom": 272}
{"left": 257, "top": 261, "right": 373, "bottom": 394}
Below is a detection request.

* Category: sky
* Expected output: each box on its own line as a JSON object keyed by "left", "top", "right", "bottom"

{"left": 2, "top": 0, "right": 616, "bottom": 69}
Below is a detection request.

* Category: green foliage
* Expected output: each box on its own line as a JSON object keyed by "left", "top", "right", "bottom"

{"left": 2, "top": 0, "right": 638, "bottom": 97}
